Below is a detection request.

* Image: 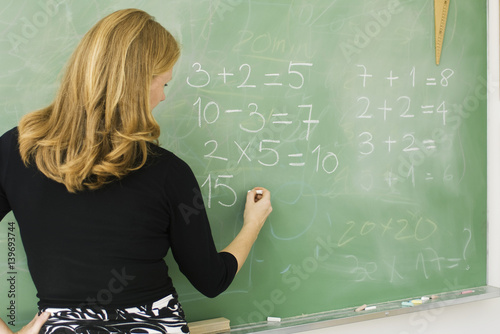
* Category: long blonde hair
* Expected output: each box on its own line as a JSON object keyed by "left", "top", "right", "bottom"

{"left": 18, "top": 9, "right": 180, "bottom": 193}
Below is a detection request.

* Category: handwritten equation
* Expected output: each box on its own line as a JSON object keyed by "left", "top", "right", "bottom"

{"left": 186, "top": 61, "right": 339, "bottom": 208}
{"left": 353, "top": 64, "right": 457, "bottom": 190}
{"left": 187, "top": 61, "right": 313, "bottom": 89}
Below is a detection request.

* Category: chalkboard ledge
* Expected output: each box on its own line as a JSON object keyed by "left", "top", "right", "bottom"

{"left": 229, "top": 286, "right": 500, "bottom": 334}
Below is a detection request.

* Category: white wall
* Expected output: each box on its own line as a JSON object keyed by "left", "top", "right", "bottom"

{"left": 296, "top": 1, "right": 500, "bottom": 333}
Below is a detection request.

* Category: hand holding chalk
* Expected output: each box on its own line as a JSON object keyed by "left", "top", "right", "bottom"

{"left": 247, "top": 189, "right": 264, "bottom": 202}
{"left": 244, "top": 188, "right": 272, "bottom": 229}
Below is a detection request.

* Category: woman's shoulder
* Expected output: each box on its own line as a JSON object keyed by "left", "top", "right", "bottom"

{"left": 146, "top": 143, "right": 192, "bottom": 172}
{"left": 147, "top": 143, "right": 179, "bottom": 161}
{"left": 0, "top": 127, "right": 18, "bottom": 140}
{"left": 0, "top": 127, "right": 19, "bottom": 149}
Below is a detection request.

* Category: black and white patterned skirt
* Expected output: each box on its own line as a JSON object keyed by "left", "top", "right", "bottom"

{"left": 39, "top": 294, "right": 190, "bottom": 334}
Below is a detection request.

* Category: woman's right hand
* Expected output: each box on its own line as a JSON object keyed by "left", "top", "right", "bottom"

{"left": 243, "top": 187, "right": 272, "bottom": 232}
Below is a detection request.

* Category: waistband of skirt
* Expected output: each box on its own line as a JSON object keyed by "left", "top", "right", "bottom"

{"left": 40, "top": 294, "right": 176, "bottom": 314}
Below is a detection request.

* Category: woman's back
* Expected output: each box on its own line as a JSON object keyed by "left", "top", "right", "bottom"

{"left": 0, "top": 127, "right": 237, "bottom": 309}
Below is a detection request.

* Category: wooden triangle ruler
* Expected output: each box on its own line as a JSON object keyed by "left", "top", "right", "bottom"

{"left": 434, "top": 0, "right": 450, "bottom": 65}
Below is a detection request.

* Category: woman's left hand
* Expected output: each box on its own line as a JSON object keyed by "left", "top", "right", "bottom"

{"left": 0, "top": 312, "right": 51, "bottom": 334}
{"left": 18, "top": 312, "right": 51, "bottom": 334}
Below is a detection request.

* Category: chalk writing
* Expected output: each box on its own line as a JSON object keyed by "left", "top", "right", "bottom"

{"left": 337, "top": 213, "right": 438, "bottom": 247}
{"left": 187, "top": 62, "right": 313, "bottom": 89}
{"left": 357, "top": 65, "right": 455, "bottom": 88}
{"left": 186, "top": 61, "right": 339, "bottom": 181}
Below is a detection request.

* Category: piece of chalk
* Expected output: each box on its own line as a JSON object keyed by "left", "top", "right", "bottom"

{"left": 401, "top": 301, "right": 414, "bottom": 307}
{"left": 364, "top": 306, "right": 376, "bottom": 311}
{"left": 431, "top": 295, "right": 439, "bottom": 299}
{"left": 460, "top": 290, "right": 475, "bottom": 295}
{"left": 421, "top": 296, "right": 430, "bottom": 301}
{"left": 354, "top": 304, "right": 367, "bottom": 312}
{"left": 267, "top": 317, "right": 281, "bottom": 322}
{"left": 256, "top": 189, "right": 263, "bottom": 195}
{"left": 411, "top": 300, "right": 423, "bottom": 305}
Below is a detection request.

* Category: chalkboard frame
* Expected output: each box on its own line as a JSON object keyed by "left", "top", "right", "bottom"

{"left": 0, "top": 0, "right": 496, "bottom": 332}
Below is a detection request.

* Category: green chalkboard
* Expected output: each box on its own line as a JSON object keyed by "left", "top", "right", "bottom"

{"left": 0, "top": 0, "right": 487, "bottom": 330}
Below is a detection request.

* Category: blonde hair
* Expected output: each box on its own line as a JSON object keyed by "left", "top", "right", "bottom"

{"left": 18, "top": 9, "right": 180, "bottom": 193}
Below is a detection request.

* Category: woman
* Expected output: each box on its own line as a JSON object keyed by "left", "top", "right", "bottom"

{"left": 0, "top": 8, "right": 272, "bottom": 334}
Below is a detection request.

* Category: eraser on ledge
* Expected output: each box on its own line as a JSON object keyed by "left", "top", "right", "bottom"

{"left": 354, "top": 304, "right": 367, "bottom": 312}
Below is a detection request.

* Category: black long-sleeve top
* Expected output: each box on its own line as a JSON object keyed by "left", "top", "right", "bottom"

{"left": 0, "top": 127, "right": 237, "bottom": 309}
